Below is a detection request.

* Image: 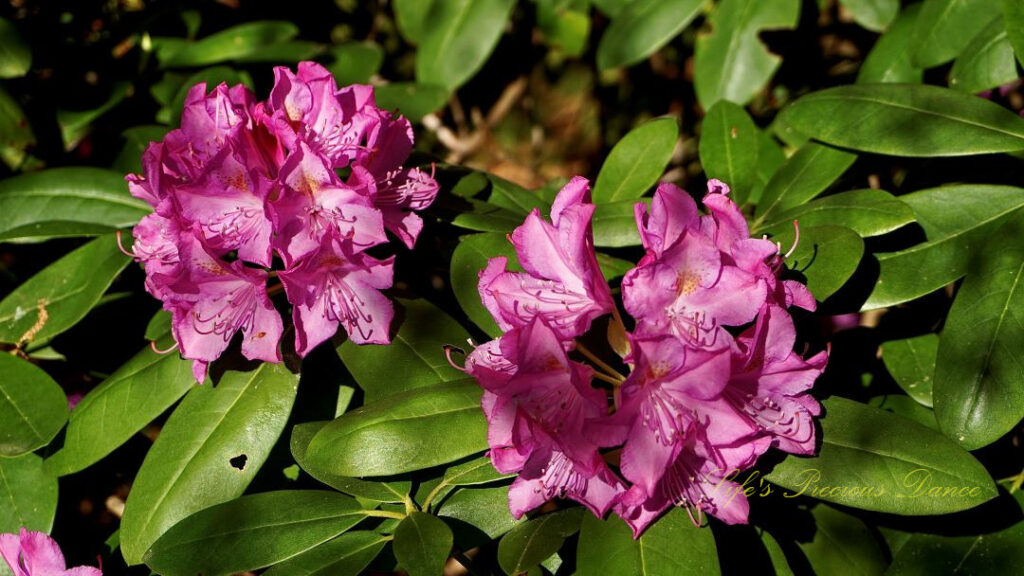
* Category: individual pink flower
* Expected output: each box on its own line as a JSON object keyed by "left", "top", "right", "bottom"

{"left": 479, "top": 177, "right": 614, "bottom": 340}
{"left": 0, "top": 528, "right": 101, "bottom": 576}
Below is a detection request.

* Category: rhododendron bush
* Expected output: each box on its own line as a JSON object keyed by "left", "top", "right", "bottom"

{"left": 1, "top": 2, "right": 1024, "bottom": 575}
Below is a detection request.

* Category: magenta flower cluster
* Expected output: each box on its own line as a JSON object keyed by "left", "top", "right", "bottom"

{"left": 126, "top": 62, "right": 438, "bottom": 382}
{"left": 1, "top": 528, "right": 101, "bottom": 575}
{"left": 466, "top": 177, "right": 827, "bottom": 536}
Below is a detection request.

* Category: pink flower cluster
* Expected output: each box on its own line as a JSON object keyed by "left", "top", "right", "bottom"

{"left": 466, "top": 177, "right": 826, "bottom": 536}
{"left": 125, "top": 62, "right": 438, "bottom": 382}
{"left": 1, "top": 528, "right": 101, "bottom": 575}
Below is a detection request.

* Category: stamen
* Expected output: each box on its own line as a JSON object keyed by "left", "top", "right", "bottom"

{"left": 151, "top": 340, "right": 179, "bottom": 354}
{"left": 783, "top": 220, "right": 800, "bottom": 259}
{"left": 116, "top": 230, "right": 138, "bottom": 259}
{"left": 443, "top": 344, "right": 468, "bottom": 372}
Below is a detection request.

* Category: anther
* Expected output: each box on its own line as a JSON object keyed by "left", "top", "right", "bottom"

{"left": 150, "top": 340, "right": 179, "bottom": 354}
{"left": 443, "top": 344, "right": 468, "bottom": 372}
{"left": 116, "top": 230, "right": 137, "bottom": 259}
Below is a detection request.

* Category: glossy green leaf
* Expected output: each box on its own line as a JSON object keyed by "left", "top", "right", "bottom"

{"left": 699, "top": 101, "right": 759, "bottom": 204}
{"left": 596, "top": 252, "right": 635, "bottom": 281}
{"left": 58, "top": 82, "right": 131, "bottom": 151}
{"left": 1005, "top": 0, "right": 1024, "bottom": 66}
{"left": 0, "top": 168, "right": 149, "bottom": 242}
{"left": 290, "top": 421, "right": 412, "bottom": 503}
{"left": 856, "top": 4, "right": 924, "bottom": 84}
{"left": 113, "top": 125, "right": 169, "bottom": 175}
{"left": 840, "top": 0, "right": 899, "bottom": 32}
{"left": 44, "top": 340, "right": 194, "bottom": 476}
{"left": 864, "top": 185, "right": 1024, "bottom": 309}
{"left": 592, "top": 117, "right": 678, "bottom": 203}
{"left": 887, "top": 491, "right": 1024, "bottom": 575}
{"left": 498, "top": 509, "right": 582, "bottom": 576}
{"left": 327, "top": 42, "right": 384, "bottom": 85}
{"left": 869, "top": 395, "right": 939, "bottom": 430}
{"left": 753, "top": 142, "right": 857, "bottom": 225}
{"left": 759, "top": 529, "right": 795, "bottom": 576}
{"left": 911, "top": 0, "right": 1000, "bottom": 68}
{"left": 0, "top": 17, "right": 30, "bottom": 78}
{"left": 0, "top": 236, "right": 130, "bottom": 345}
{"left": 306, "top": 381, "right": 487, "bottom": 477}
{"left": 694, "top": 0, "right": 801, "bottom": 108}
{"left": 748, "top": 131, "right": 787, "bottom": 205}
{"left": 394, "top": 512, "right": 453, "bottom": 576}
{"left": 452, "top": 199, "right": 523, "bottom": 233}
{"left": 443, "top": 455, "right": 514, "bottom": 488}
{"left": 577, "top": 509, "right": 720, "bottom": 575}
{"left": 776, "top": 84, "right": 1024, "bottom": 157}
{"left": 337, "top": 299, "right": 469, "bottom": 402}
{"left": 766, "top": 397, "right": 997, "bottom": 514}
{"left": 145, "top": 491, "right": 365, "bottom": 575}
{"left": 120, "top": 364, "right": 299, "bottom": 565}
{"left": 394, "top": 0, "right": 437, "bottom": 45}
{"left": 263, "top": 531, "right": 389, "bottom": 576}
{"left": 596, "top": 0, "right": 702, "bottom": 70}
{"left": 950, "top": 17, "right": 1018, "bottom": 94}
{"left": 451, "top": 232, "right": 517, "bottom": 337}
{"left": 374, "top": 82, "right": 449, "bottom": 123}
{"left": 415, "top": 0, "right": 516, "bottom": 90}
{"left": 771, "top": 225, "right": 863, "bottom": 300}
{"left": 797, "top": 505, "right": 887, "bottom": 576}
{"left": 933, "top": 217, "right": 1024, "bottom": 450}
{"left": 754, "top": 189, "right": 915, "bottom": 238}
{"left": 0, "top": 454, "right": 57, "bottom": 534}
{"left": 0, "top": 353, "right": 67, "bottom": 457}
{"left": 167, "top": 67, "right": 253, "bottom": 126}
{"left": 0, "top": 85, "right": 35, "bottom": 170}
{"left": 487, "top": 175, "right": 554, "bottom": 215}
{"left": 234, "top": 41, "right": 324, "bottom": 64}
{"left": 593, "top": 200, "right": 644, "bottom": 247}
{"left": 436, "top": 486, "right": 522, "bottom": 539}
{"left": 159, "top": 20, "right": 299, "bottom": 68}
{"left": 882, "top": 334, "right": 938, "bottom": 407}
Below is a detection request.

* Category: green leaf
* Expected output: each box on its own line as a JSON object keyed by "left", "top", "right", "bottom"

{"left": 864, "top": 185, "right": 1024, "bottom": 309}
{"left": 596, "top": 252, "right": 635, "bottom": 282}
{"left": 882, "top": 334, "right": 938, "bottom": 407}
{"left": 290, "top": 421, "right": 412, "bottom": 503}
{"left": 748, "top": 131, "right": 787, "bottom": 205}
{"left": 452, "top": 199, "right": 523, "bottom": 233}
{"left": 753, "top": 143, "right": 857, "bottom": 226}
{"left": 577, "top": 508, "right": 720, "bottom": 575}
{"left": 145, "top": 491, "right": 366, "bottom": 575}
{"left": 776, "top": 84, "right": 1024, "bottom": 157}
{"left": 595, "top": 0, "right": 703, "bottom": 70}
{"left": 694, "top": 0, "right": 801, "bottom": 108}
{"left": 415, "top": 0, "right": 516, "bottom": 90}
{"left": 759, "top": 529, "right": 795, "bottom": 576}
{"left": 167, "top": 67, "right": 253, "bottom": 126}
{"left": 950, "top": 17, "right": 1018, "bottom": 94}
{"left": 120, "top": 364, "right": 299, "bottom": 565}
{"left": 592, "top": 117, "right": 678, "bottom": 203}
{"left": 0, "top": 168, "right": 149, "bottom": 242}
{"left": 451, "top": 232, "right": 517, "bottom": 337}
{"left": 306, "top": 381, "right": 487, "bottom": 477}
{"left": 498, "top": 509, "right": 583, "bottom": 576}
{"left": 57, "top": 82, "right": 131, "bottom": 152}
{"left": 0, "top": 85, "right": 35, "bottom": 170}
{"left": 113, "top": 125, "right": 169, "bottom": 175}
{"left": 840, "top": 0, "right": 899, "bottom": 32}
{"left": 1005, "top": 0, "right": 1024, "bottom": 66}
{"left": 0, "top": 453, "right": 58, "bottom": 533}
{"left": 856, "top": 4, "right": 925, "bottom": 84}
{"left": 0, "top": 353, "right": 67, "bottom": 457}
{"left": 797, "top": 505, "right": 887, "bottom": 576}
{"left": 754, "top": 189, "right": 915, "bottom": 238}
{"left": 771, "top": 225, "right": 864, "bottom": 300}
{"left": 327, "top": 42, "right": 384, "bottom": 85}
{"left": 869, "top": 395, "right": 939, "bottom": 430}
{"left": 0, "top": 17, "right": 30, "bottom": 78}
{"left": 374, "top": 82, "right": 450, "bottom": 123}
{"left": 537, "top": 3, "right": 590, "bottom": 57}
{"left": 443, "top": 455, "right": 514, "bottom": 487}
{"left": 699, "top": 101, "right": 760, "bottom": 204}
{"left": 593, "top": 200, "right": 644, "bottom": 247}
{"left": 887, "top": 491, "right": 1024, "bottom": 575}
{"left": 159, "top": 20, "right": 300, "bottom": 68}
{"left": 911, "top": 0, "right": 1000, "bottom": 69}
{"left": 263, "top": 531, "right": 389, "bottom": 576}
{"left": 766, "top": 397, "right": 998, "bottom": 514}
{"left": 436, "top": 486, "right": 522, "bottom": 539}
{"left": 0, "top": 236, "right": 130, "bottom": 345}
{"left": 337, "top": 299, "right": 469, "bottom": 403}
{"left": 44, "top": 341, "right": 194, "bottom": 476}
{"left": 394, "top": 0, "right": 437, "bottom": 45}
{"left": 487, "top": 176, "right": 554, "bottom": 215}
{"left": 933, "top": 217, "right": 1024, "bottom": 450}
{"left": 394, "top": 512, "right": 454, "bottom": 576}
{"left": 144, "top": 309, "right": 172, "bottom": 341}
{"left": 233, "top": 41, "right": 324, "bottom": 64}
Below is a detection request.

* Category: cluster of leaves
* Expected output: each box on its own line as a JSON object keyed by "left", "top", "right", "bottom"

{"left": 1, "top": 1, "right": 1024, "bottom": 575}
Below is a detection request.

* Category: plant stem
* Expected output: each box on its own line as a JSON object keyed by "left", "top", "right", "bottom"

{"left": 421, "top": 481, "right": 449, "bottom": 512}
{"left": 575, "top": 342, "right": 626, "bottom": 382}
{"left": 359, "top": 509, "right": 407, "bottom": 521}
